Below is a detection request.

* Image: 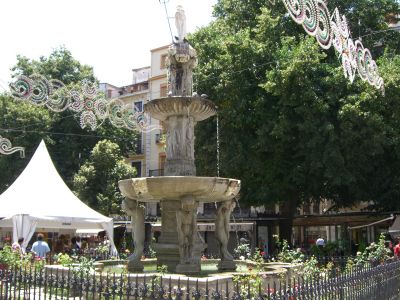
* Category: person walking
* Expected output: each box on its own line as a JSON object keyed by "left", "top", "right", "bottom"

{"left": 12, "top": 237, "right": 25, "bottom": 255}
{"left": 394, "top": 240, "right": 400, "bottom": 258}
{"left": 32, "top": 233, "right": 50, "bottom": 259}
{"left": 316, "top": 236, "right": 325, "bottom": 249}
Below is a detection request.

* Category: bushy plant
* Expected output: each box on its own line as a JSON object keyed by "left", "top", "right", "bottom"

{"left": 346, "top": 233, "right": 393, "bottom": 271}
{"left": 0, "top": 245, "right": 21, "bottom": 267}
{"left": 95, "top": 244, "right": 110, "bottom": 255}
{"left": 273, "top": 236, "right": 304, "bottom": 264}
{"left": 233, "top": 269, "right": 264, "bottom": 299}
{"left": 147, "top": 246, "right": 157, "bottom": 258}
{"left": 56, "top": 253, "right": 74, "bottom": 267}
{"left": 298, "top": 256, "right": 320, "bottom": 280}
{"left": 365, "top": 233, "right": 392, "bottom": 264}
{"left": 74, "top": 256, "right": 94, "bottom": 274}
{"left": 234, "top": 243, "right": 251, "bottom": 259}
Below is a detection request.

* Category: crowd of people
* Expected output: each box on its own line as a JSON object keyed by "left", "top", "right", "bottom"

{"left": 8, "top": 234, "right": 94, "bottom": 261}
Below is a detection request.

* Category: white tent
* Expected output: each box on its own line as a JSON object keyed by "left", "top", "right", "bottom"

{"left": 0, "top": 140, "right": 117, "bottom": 255}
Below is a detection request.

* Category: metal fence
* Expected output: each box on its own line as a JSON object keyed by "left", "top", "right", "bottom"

{"left": 1, "top": 259, "right": 400, "bottom": 299}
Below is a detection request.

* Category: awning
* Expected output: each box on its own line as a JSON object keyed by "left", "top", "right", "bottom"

{"left": 348, "top": 215, "right": 394, "bottom": 230}
{"left": 76, "top": 228, "right": 105, "bottom": 235}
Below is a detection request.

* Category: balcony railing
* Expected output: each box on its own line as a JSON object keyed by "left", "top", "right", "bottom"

{"left": 149, "top": 169, "right": 164, "bottom": 177}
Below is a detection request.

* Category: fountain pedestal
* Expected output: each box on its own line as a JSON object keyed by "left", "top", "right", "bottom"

{"left": 154, "top": 199, "right": 205, "bottom": 274}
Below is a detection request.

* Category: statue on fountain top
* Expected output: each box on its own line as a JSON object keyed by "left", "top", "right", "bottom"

{"left": 175, "top": 5, "right": 187, "bottom": 43}
{"left": 166, "top": 5, "right": 197, "bottom": 97}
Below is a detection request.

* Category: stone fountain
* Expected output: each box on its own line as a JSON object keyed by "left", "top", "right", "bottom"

{"left": 119, "top": 6, "right": 240, "bottom": 275}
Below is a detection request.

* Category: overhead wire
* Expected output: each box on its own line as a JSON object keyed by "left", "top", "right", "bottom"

{"left": 159, "top": 0, "right": 174, "bottom": 44}
{"left": 358, "top": 27, "right": 400, "bottom": 39}
{"left": 0, "top": 128, "right": 135, "bottom": 142}
{"left": 1, "top": 113, "right": 76, "bottom": 131}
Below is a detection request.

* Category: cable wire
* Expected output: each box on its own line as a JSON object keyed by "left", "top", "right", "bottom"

{"left": 159, "top": 0, "right": 174, "bottom": 43}
{"left": 0, "top": 128, "right": 134, "bottom": 142}
{"left": 358, "top": 26, "right": 400, "bottom": 39}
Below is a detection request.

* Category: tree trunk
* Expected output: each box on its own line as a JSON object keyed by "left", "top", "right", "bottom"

{"left": 279, "top": 199, "right": 297, "bottom": 244}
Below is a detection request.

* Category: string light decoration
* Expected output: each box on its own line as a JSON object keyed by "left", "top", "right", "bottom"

{"left": 282, "top": 0, "right": 384, "bottom": 92}
{"left": 10, "top": 75, "right": 161, "bottom": 132}
{"left": 0, "top": 136, "right": 25, "bottom": 158}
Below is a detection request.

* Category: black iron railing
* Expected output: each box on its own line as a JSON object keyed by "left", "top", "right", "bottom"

{"left": 1, "top": 259, "right": 400, "bottom": 299}
{"left": 149, "top": 169, "right": 164, "bottom": 177}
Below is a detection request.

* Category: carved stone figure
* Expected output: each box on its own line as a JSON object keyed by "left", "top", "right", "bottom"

{"left": 166, "top": 117, "right": 177, "bottom": 159}
{"left": 175, "top": 5, "right": 187, "bottom": 43}
{"left": 215, "top": 200, "right": 236, "bottom": 262}
{"left": 185, "top": 116, "right": 195, "bottom": 159}
{"left": 167, "top": 43, "right": 197, "bottom": 97}
{"left": 122, "top": 198, "right": 145, "bottom": 271}
{"left": 176, "top": 198, "right": 197, "bottom": 264}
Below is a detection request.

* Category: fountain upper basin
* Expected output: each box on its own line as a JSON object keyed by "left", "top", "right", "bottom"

{"left": 119, "top": 176, "right": 240, "bottom": 203}
{"left": 144, "top": 96, "right": 217, "bottom": 122}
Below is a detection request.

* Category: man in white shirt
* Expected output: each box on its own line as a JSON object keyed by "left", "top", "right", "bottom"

{"left": 316, "top": 236, "right": 325, "bottom": 248}
{"left": 31, "top": 233, "right": 50, "bottom": 259}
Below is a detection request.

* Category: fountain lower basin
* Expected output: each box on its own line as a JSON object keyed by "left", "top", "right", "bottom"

{"left": 119, "top": 176, "right": 240, "bottom": 203}
{"left": 119, "top": 176, "right": 240, "bottom": 274}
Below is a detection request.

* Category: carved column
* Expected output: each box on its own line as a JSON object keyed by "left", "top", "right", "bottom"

{"left": 175, "top": 197, "right": 201, "bottom": 273}
{"left": 215, "top": 199, "right": 237, "bottom": 271}
{"left": 164, "top": 115, "right": 196, "bottom": 176}
{"left": 122, "top": 198, "right": 145, "bottom": 272}
{"left": 167, "top": 42, "right": 197, "bottom": 97}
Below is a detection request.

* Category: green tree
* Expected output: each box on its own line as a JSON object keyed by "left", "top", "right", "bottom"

{"left": 11, "top": 46, "right": 96, "bottom": 84}
{"left": 191, "top": 0, "right": 400, "bottom": 240}
{"left": 0, "top": 94, "right": 52, "bottom": 191}
{"left": 73, "top": 140, "right": 137, "bottom": 216}
{"left": 0, "top": 46, "right": 138, "bottom": 194}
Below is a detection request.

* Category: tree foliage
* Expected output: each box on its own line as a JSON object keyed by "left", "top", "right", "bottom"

{"left": 0, "top": 95, "right": 53, "bottom": 191}
{"left": 191, "top": 0, "right": 400, "bottom": 239}
{"left": 0, "top": 47, "right": 138, "bottom": 197}
{"left": 73, "top": 140, "right": 136, "bottom": 216}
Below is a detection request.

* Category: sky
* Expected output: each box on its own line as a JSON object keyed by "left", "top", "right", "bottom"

{"left": 0, "top": 0, "right": 217, "bottom": 90}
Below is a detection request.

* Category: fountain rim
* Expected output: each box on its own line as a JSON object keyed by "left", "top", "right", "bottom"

{"left": 118, "top": 176, "right": 240, "bottom": 203}
{"left": 144, "top": 96, "right": 217, "bottom": 122}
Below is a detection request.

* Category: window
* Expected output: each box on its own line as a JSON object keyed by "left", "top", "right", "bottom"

{"left": 159, "top": 153, "right": 166, "bottom": 170}
{"left": 134, "top": 101, "right": 143, "bottom": 112}
{"left": 303, "top": 203, "right": 310, "bottom": 214}
{"left": 160, "top": 54, "right": 168, "bottom": 69}
{"left": 135, "top": 134, "right": 143, "bottom": 154}
{"left": 313, "top": 202, "right": 320, "bottom": 214}
{"left": 131, "top": 161, "right": 142, "bottom": 177}
{"left": 160, "top": 84, "right": 167, "bottom": 97}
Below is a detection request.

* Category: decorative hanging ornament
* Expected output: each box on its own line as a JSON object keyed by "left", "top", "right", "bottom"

{"left": 281, "top": 0, "right": 384, "bottom": 92}
{"left": 69, "top": 80, "right": 109, "bottom": 130}
{"left": 0, "top": 136, "right": 25, "bottom": 158}
{"left": 10, "top": 75, "right": 156, "bottom": 131}
{"left": 11, "top": 75, "right": 70, "bottom": 111}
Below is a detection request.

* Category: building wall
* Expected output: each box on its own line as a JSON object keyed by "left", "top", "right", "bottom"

{"left": 150, "top": 45, "right": 169, "bottom": 82}
{"left": 146, "top": 45, "right": 169, "bottom": 176}
{"left": 132, "top": 67, "right": 150, "bottom": 84}
{"left": 99, "top": 83, "right": 121, "bottom": 99}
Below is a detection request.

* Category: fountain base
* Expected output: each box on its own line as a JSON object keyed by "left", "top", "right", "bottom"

{"left": 217, "top": 260, "right": 237, "bottom": 272}
{"left": 119, "top": 177, "right": 240, "bottom": 274}
{"left": 127, "top": 260, "right": 144, "bottom": 272}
